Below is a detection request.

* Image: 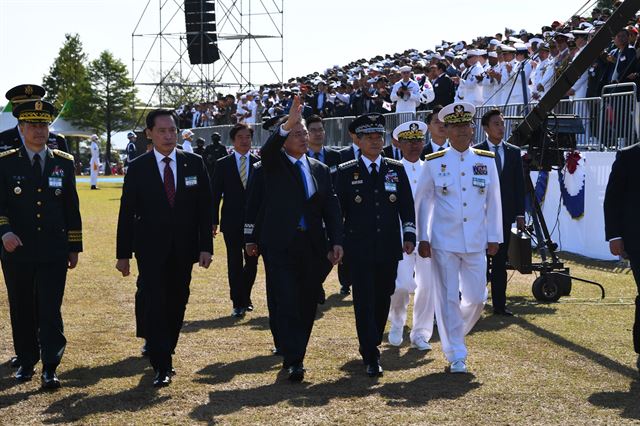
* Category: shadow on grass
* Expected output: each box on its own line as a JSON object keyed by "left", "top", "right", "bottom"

{"left": 194, "top": 354, "right": 281, "bottom": 386}
{"left": 189, "top": 358, "right": 480, "bottom": 424}
{"left": 182, "top": 315, "right": 270, "bottom": 334}
{"left": 41, "top": 374, "right": 170, "bottom": 424}
{"left": 59, "top": 356, "right": 148, "bottom": 388}
{"left": 588, "top": 379, "right": 640, "bottom": 420}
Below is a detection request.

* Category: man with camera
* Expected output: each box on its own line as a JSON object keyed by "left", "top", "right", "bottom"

{"left": 391, "top": 66, "right": 422, "bottom": 113}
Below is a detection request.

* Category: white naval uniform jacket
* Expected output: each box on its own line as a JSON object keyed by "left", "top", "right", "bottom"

{"left": 400, "top": 157, "right": 424, "bottom": 241}
{"left": 456, "top": 62, "right": 484, "bottom": 106}
{"left": 416, "top": 147, "right": 503, "bottom": 253}
{"left": 90, "top": 141, "right": 100, "bottom": 165}
{"left": 390, "top": 79, "right": 422, "bottom": 113}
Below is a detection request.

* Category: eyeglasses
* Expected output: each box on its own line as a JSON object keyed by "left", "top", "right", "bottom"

{"left": 308, "top": 128, "right": 325, "bottom": 133}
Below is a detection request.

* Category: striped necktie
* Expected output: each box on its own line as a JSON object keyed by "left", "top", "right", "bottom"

{"left": 239, "top": 155, "right": 247, "bottom": 188}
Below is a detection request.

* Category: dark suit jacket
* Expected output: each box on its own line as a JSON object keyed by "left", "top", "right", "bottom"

{"left": 339, "top": 145, "right": 358, "bottom": 162}
{"left": 116, "top": 150, "right": 213, "bottom": 264}
{"left": 474, "top": 140, "right": 525, "bottom": 226}
{"left": 604, "top": 143, "right": 640, "bottom": 254}
{"left": 606, "top": 46, "right": 637, "bottom": 85}
{"left": 430, "top": 73, "right": 455, "bottom": 108}
{"left": 382, "top": 145, "right": 403, "bottom": 160}
{"left": 259, "top": 131, "right": 343, "bottom": 256}
{"left": 308, "top": 146, "right": 341, "bottom": 170}
{"left": 211, "top": 152, "right": 259, "bottom": 234}
{"left": 0, "top": 126, "right": 69, "bottom": 153}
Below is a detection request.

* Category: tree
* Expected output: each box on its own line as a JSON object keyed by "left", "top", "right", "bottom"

{"left": 596, "top": 0, "right": 615, "bottom": 11}
{"left": 42, "top": 34, "right": 94, "bottom": 129}
{"left": 88, "top": 51, "right": 137, "bottom": 175}
{"left": 154, "top": 70, "right": 202, "bottom": 107}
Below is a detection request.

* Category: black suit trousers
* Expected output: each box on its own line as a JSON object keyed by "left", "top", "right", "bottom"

{"left": 265, "top": 231, "right": 320, "bottom": 367}
{"left": 138, "top": 252, "right": 193, "bottom": 371}
{"left": 1, "top": 259, "right": 67, "bottom": 368}
{"left": 223, "top": 230, "right": 258, "bottom": 308}
{"left": 135, "top": 276, "right": 145, "bottom": 338}
{"left": 260, "top": 248, "right": 279, "bottom": 349}
{"left": 629, "top": 252, "right": 640, "bottom": 354}
{"left": 488, "top": 223, "right": 512, "bottom": 310}
{"left": 350, "top": 259, "right": 397, "bottom": 364}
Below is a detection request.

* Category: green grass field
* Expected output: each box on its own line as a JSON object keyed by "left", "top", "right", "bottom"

{"left": 0, "top": 182, "right": 638, "bottom": 425}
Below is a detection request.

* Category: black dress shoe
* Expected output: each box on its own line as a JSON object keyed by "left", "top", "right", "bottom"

{"left": 9, "top": 356, "right": 20, "bottom": 368}
{"left": 340, "top": 285, "right": 351, "bottom": 296}
{"left": 287, "top": 364, "right": 305, "bottom": 382}
{"left": 271, "top": 347, "right": 282, "bottom": 356}
{"left": 366, "top": 362, "right": 383, "bottom": 377}
{"left": 493, "top": 308, "right": 514, "bottom": 316}
{"left": 15, "top": 366, "right": 35, "bottom": 382}
{"left": 153, "top": 370, "right": 172, "bottom": 387}
{"left": 41, "top": 368, "right": 61, "bottom": 389}
{"left": 231, "top": 307, "right": 246, "bottom": 318}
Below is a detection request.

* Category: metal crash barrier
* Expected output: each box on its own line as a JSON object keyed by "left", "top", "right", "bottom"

{"left": 189, "top": 86, "right": 638, "bottom": 151}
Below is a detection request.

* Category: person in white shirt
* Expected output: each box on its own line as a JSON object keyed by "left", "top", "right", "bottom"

{"left": 390, "top": 65, "right": 422, "bottom": 113}
{"left": 531, "top": 43, "right": 555, "bottom": 101}
{"left": 416, "top": 102, "right": 502, "bottom": 374}
{"left": 454, "top": 50, "right": 485, "bottom": 106}
{"left": 90, "top": 134, "right": 100, "bottom": 190}
{"left": 387, "top": 121, "right": 435, "bottom": 351}
{"left": 181, "top": 129, "right": 194, "bottom": 153}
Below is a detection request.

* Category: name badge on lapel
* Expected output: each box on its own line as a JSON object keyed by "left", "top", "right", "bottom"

{"left": 185, "top": 176, "right": 198, "bottom": 187}
{"left": 49, "top": 177, "right": 63, "bottom": 188}
{"left": 384, "top": 182, "right": 397, "bottom": 192}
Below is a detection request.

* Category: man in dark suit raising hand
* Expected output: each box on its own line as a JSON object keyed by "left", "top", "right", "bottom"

{"left": 116, "top": 109, "right": 213, "bottom": 387}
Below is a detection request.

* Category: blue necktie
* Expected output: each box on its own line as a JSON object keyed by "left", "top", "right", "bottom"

{"left": 296, "top": 160, "right": 309, "bottom": 230}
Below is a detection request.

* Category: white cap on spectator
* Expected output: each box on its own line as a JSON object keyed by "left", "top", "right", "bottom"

{"left": 489, "top": 39, "right": 501, "bottom": 46}
{"left": 433, "top": 53, "right": 444, "bottom": 60}
{"left": 399, "top": 65, "right": 412, "bottom": 73}
{"left": 500, "top": 45, "right": 517, "bottom": 52}
{"left": 579, "top": 22, "right": 594, "bottom": 29}
{"left": 444, "top": 51, "right": 455, "bottom": 59}
{"left": 554, "top": 32, "right": 575, "bottom": 40}
{"left": 488, "top": 51, "right": 498, "bottom": 58}
{"left": 508, "top": 36, "right": 524, "bottom": 43}
{"left": 90, "top": 134, "right": 99, "bottom": 141}
{"left": 513, "top": 43, "right": 528, "bottom": 52}
{"left": 529, "top": 37, "right": 543, "bottom": 45}
{"left": 182, "top": 129, "right": 194, "bottom": 138}
{"left": 477, "top": 49, "right": 487, "bottom": 55}
{"left": 454, "top": 42, "right": 465, "bottom": 51}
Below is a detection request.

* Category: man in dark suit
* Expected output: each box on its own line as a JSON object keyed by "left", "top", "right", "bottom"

{"left": 605, "top": 29, "right": 637, "bottom": 86}
{"left": 202, "top": 132, "right": 229, "bottom": 187}
{"left": 474, "top": 109, "right": 525, "bottom": 316}
{"left": 259, "top": 96, "right": 343, "bottom": 382}
{"left": 420, "top": 106, "right": 449, "bottom": 160}
{"left": 116, "top": 109, "right": 213, "bottom": 387}
{"left": 306, "top": 114, "right": 341, "bottom": 171}
{"left": 0, "top": 85, "right": 69, "bottom": 154}
{"left": 212, "top": 123, "right": 259, "bottom": 318}
{"left": 604, "top": 142, "right": 640, "bottom": 374}
{"left": 383, "top": 140, "right": 403, "bottom": 160}
{"left": 429, "top": 63, "right": 456, "bottom": 109}
{"left": 311, "top": 82, "right": 330, "bottom": 117}
{"left": 0, "top": 100, "right": 82, "bottom": 389}
{"left": 335, "top": 113, "right": 416, "bottom": 377}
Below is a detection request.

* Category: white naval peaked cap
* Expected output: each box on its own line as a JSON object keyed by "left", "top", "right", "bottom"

{"left": 438, "top": 102, "right": 475, "bottom": 124}
{"left": 399, "top": 65, "right": 412, "bottom": 73}
{"left": 392, "top": 120, "right": 427, "bottom": 141}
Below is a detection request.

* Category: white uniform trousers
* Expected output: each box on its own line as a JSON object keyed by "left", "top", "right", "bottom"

{"left": 90, "top": 160, "right": 99, "bottom": 186}
{"left": 388, "top": 251, "right": 435, "bottom": 342}
{"left": 431, "top": 248, "right": 487, "bottom": 362}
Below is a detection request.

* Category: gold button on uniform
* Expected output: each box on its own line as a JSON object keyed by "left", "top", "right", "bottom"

{"left": 36, "top": 214, "right": 41, "bottom": 218}
{"left": 37, "top": 227, "right": 42, "bottom": 231}
{"left": 37, "top": 201, "right": 42, "bottom": 206}
{"left": 37, "top": 188, "right": 42, "bottom": 193}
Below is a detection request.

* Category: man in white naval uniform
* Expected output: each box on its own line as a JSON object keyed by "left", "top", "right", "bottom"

{"left": 482, "top": 51, "right": 502, "bottom": 106}
{"left": 531, "top": 43, "right": 554, "bottom": 101}
{"left": 416, "top": 102, "right": 502, "bottom": 374}
{"left": 454, "top": 50, "right": 485, "bottom": 107}
{"left": 90, "top": 134, "right": 100, "bottom": 190}
{"left": 390, "top": 66, "right": 422, "bottom": 113}
{"left": 496, "top": 45, "right": 517, "bottom": 106}
{"left": 387, "top": 121, "right": 435, "bottom": 351}
{"left": 568, "top": 30, "right": 591, "bottom": 144}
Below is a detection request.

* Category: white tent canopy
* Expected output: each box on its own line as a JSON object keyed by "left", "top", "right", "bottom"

{"left": 0, "top": 104, "right": 17, "bottom": 132}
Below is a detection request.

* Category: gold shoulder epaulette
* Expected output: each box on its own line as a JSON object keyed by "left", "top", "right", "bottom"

{"left": 53, "top": 149, "right": 74, "bottom": 161}
{"left": 338, "top": 159, "right": 357, "bottom": 170}
{"left": 0, "top": 148, "right": 19, "bottom": 159}
{"left": 472, "top": 148, "right": 495, "bottom": 158}
{"left": 384, "top": 158, "right": 403, "bottom": 166}
{"left": 425, "top": 150, "right": 446, "bottom": 161}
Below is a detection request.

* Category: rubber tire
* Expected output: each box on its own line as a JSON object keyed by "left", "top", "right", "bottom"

{"left": 532, "top": 275, "right": 561, "bottom": 303}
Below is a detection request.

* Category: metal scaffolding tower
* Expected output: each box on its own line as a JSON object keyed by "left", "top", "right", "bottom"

{"left": 132, "top": 0, "right": 284, "bottom": 107}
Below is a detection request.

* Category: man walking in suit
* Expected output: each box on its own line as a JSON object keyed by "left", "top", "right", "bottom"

{"left": 259, "top": 96, "right": 343, "bottom": 382}
{"left": 604, "top": 142, "right": 640, "bottom": 375}
{"left": 336, "top": 113, "right": 416, "bottom": 377}
{"left": 474, "top": 109, "right": 525, "bottom": 316}
{"left": 212, "top": 123, "right": 260, "bottom": 318}
{"left": 116, "top": 109, "right": 213, "bottom": 387}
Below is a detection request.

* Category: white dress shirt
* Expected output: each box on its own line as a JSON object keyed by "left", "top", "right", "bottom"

{"left": 154, "top": 147, "right": 178, "bottom": 188}
{"left": 360, "top": 155, "right": 382, "bottom": 175}
{"left": 430, "top": 141, "right": 449, "bottom": 153}
{"left": 234, "top": 150, "right": 251, "bottom": 180}
{"left": 487, "top": 140, "right": 504, "bottom": 170}
{"left": 182, "top": 140, "right": 194, "bottom": 153}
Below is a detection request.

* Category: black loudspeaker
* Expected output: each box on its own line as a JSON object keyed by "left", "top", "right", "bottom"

{"left": 184, "top": 0, "right": 220, "bottom": 64}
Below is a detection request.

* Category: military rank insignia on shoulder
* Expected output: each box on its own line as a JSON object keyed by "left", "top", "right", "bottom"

{"left": 384, "top": 158, "right": 403, "bottom": 167}
{"left": 253, "top": 161, "right": 262, "bottom": 170}
{"left": 338, "top": 159, "right": 357, "bottom": 170}
{"left": 472, "top": 148, "right": 495, "bottom": 158}
{"left": 0, "top": 148, "right": 20, "bottom": 159}
{"left": 53, "top": 149, "right": 74, "bottom": 161}
{"left": 425, "top": 150, "right": 446, "bottom": 161}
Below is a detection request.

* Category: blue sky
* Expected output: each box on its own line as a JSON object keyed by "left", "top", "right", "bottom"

{"left": 0, "top": 0, "right": 581, "bottom": 104}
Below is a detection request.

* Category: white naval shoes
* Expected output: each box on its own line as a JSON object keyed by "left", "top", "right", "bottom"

{"left": 449, "top": 360, "right": 468, "bottom": 374}
{"left": 410, "top": 336, "right": 432, "bottom": 351}
{"left": 388, "top": 327, "right": 403, "bottom": 346}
